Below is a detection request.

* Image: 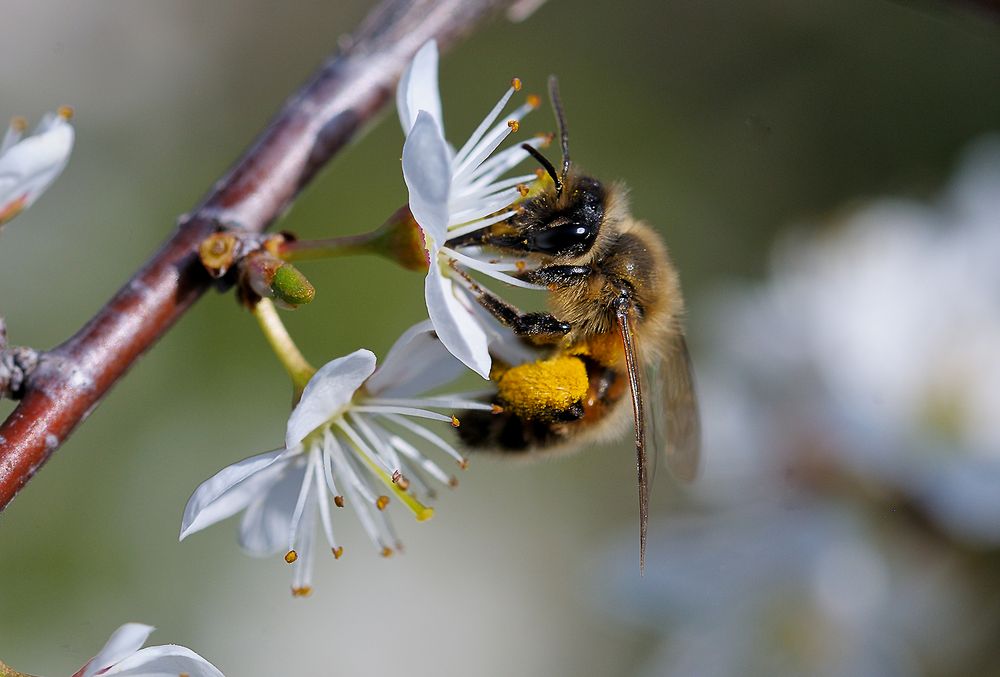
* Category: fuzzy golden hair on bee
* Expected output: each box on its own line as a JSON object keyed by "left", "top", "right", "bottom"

{"left": 547, "top": 216, "right": 685, "bottom": 349}
{"left": 452, "top": 75, "right": 701, "bottom": 571}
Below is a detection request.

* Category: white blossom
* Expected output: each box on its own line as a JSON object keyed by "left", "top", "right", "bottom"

{"left": 399, "top": 40, "right": 548, "bottom": 378}
{"left": 75, "top": 623, "right": 223, "bottom": 677}
{"left": 180, "top": 321, "right": 489, "bottom": 596}
{"left": 0, "top": 107, "right": 74, "bottom": 226}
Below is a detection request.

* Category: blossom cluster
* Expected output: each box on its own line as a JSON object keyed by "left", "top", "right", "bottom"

{"left": 695, "top": 137, "right": 1000, "bottom": 543}
{"left": 178, "top": 40, "right": 547, "bottom": 596}
{"left": 3, "top": 39, "right": 548, "bottom": 672}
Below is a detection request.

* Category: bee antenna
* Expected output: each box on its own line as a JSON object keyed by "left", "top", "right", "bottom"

{"left": 520, "top": 143, "right": 563, "bottom": 195}
{"left": 548, "top": 75, "right": 571, "bottom": 187}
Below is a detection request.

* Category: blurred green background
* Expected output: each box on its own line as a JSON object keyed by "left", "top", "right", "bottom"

{"left": 2, "top": 1, "right": 999, "bottom": 675}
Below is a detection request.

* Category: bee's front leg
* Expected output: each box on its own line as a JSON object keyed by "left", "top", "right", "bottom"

{"left": 477, "top": 291, "right": 570, "bottom": 344}
{"left": 448, "top": 262, "right": 570, "bottom": 344}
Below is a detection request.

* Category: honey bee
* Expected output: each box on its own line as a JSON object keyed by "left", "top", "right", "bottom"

{"left": 452, "top": 77, "right": 700, "bottom": 568}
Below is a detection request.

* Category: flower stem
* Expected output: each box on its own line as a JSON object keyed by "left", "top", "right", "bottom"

{"left": 253, "top": 298, "right": 315, "bottom": 393}
{"left": 276, "top": 206, "right": 428, "bottom": 272}
{"left": 278, "top": 231, "right": 380, "bottom": 262}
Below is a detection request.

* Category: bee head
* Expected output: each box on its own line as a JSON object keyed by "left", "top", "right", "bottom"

{"left": 486, "top": 175, "right": 605, "bottom": 258}
{"left": 530, "top": 176, "right": 605, "bottom": 256}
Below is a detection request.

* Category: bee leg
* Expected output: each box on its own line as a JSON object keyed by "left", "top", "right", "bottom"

{"left": 476, "top": 289, "right": 571, "bottom": 343}
{"left": 447, "top": 260, "right": 571, "bottom": 342}
{"left": 520, "top": 265, "right": 590, "bottom": 287}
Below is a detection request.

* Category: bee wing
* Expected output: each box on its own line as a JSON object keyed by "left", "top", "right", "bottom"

{"left": 616, "top": 305, "right": 653, "bottom": 572}
{"left": 619, "top": 306, "right": 702, "bottom": 571}
{"left": 649, "top": 331, "right": 701, "bottom": 483}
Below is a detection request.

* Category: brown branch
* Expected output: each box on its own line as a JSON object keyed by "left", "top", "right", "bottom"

{"left": 0, "top": 0, "right": 515, "bottom": 512}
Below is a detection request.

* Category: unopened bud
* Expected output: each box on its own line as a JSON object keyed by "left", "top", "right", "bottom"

{"left": 242, "top": 251, "right": 315, "bottom": 308}
{"left": 271, "top": 263, "right": 316, "bottom": 307}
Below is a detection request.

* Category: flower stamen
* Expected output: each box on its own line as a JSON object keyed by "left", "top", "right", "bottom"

{"left": 286, "top": 453, "right": 317, "bottom": 554}
{"left": 384, "top": 413, "right": 466, "bottom": 464}
{"left": 442, "top": 248, "right": 546, "bottom": 290}
{"left": 388, "top": 434, "right": 451, "bottom": 487}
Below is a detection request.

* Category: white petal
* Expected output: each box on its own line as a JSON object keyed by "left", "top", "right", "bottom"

{"left": 81, "top": 623, "right": 155, "bottom": 677}
{"left": 285, "top": 350, "right": 376, "bottom": 448}
{"left": 397, "top": 40, "right": 442, "bottom": 134}
{"left": 365, "top": 319, "right": 468, "bottom": 397}
{"left": 0, "top": 121, "right": 73, "bottom": 210}
{"left": 424, "top": 265, "right": 491, "bottom": 378}
{"left": 179, "top": 448, "right": 290, "bottom": 540}
{"left": 402, "top": 111, "right": 452, "bottom": 250}
{"left": 239, "top": 461, "right": 306, "bottom": 556}
{"left": 100, "top": 645, "right": 225, "bottom": 677}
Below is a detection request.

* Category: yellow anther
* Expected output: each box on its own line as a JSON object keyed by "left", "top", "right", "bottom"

{"left": 511, "top": 77, "right": 523, "bottom": 91}
{"left": 284, "top": 550, "right": 298, "bottom": 564}
{"left": 491, "top": 403, "right": 505, "bottom": 414}
{"left": 535, "top": 168, "right": 546, "bottom": 180}
{"left": 458, "top": 458, "right": 469, "bottom": 470}
{"left": 57, "top": 105, "right": 74, "bottom": 120}
{"left": 381, "top": 546, "right": 394, "bottom": 558}
{"left": 332, "top": 546, "right": 344, "bottom": 559}
{"left": 497, "top": 356, "right": 589, "bottom": 421}
{"left": 10, "top": 116, "right": 27, "bottom": 132}
{"left": 526, "top": 94, "right": 541, "bottom": 109}
{"left": 334, "top": 495, "right": 345, "bottom": 508}
{"left": 507, "top": 120, "right": 520, "bottom": 133}
{"left": 376, "top": 495, "right": 390, "bottom": 511}
{"left": 517, "top": 183, "right": 530, "bottom": 197}
{"left": 537, "top": 132, "right": 555, "bottom": 147}
{"left": 515, "top": 260, "right": 527, "bottom": 272}
{"left": 291, "top": 586, "right": 313, "bottom": 597}
{"left": 451, "top": 415, "right": 461, "bottom": 428}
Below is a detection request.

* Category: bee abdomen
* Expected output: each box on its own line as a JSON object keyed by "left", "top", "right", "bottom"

{"left": 457, "top": 406, "right": 574, "bottom": 452}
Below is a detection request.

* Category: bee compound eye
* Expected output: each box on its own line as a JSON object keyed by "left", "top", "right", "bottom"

{"left": 531, "top": 220, "right": 597, "bottom": 255}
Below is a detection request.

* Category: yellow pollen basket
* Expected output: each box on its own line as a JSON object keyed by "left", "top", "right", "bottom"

{"left": 497, "top": 356, "right": 589, "bottom": 421}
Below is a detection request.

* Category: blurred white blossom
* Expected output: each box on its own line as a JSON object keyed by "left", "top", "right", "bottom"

{"left": 399, "top": 40, "right": 547, "bottom": 378}
{"left": 696, "top": 137, "right": 1000, "bottom": 543}
{"left": 597, "top": 504, "right": 976, "bottom": 677}
{"left": 74, "top": 623, "right": 223, "bottom": 677}
{"left": 180, "top": 321, "right": 490, "bottom": 596}
{"left": 0, "top": 108, "right": 74, "bottom": 226}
